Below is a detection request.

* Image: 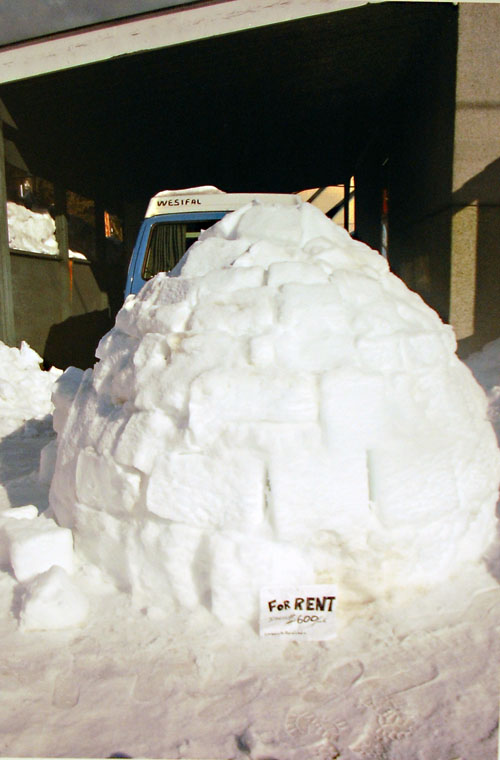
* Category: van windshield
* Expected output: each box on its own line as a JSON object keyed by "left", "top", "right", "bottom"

{"left": 142, "top": 219, "right": 219, "bottom": 279}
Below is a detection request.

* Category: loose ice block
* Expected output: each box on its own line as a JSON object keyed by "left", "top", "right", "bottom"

{"left": 2, "top": 505, "right": 38, "bottom": 520}
{"left": 3, "top": 515, "right": 74, "bottom": 582}
{"left": 20, "top": 566, "right": 89, "bottom": 631}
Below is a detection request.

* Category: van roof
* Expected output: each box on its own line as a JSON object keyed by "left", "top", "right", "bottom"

{"left": 145, "top": 186, "right": 299, "bottom": 218}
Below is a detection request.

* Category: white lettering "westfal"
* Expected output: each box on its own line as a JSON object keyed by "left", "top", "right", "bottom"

{"left": 156, "top": 198, "right": 202, "bottom": 207}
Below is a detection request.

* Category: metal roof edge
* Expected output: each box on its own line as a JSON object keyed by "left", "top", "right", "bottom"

{"left": 0, "top": 0, "right": 377, "bottom": 84}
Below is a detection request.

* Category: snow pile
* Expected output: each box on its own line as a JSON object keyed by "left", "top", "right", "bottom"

{"left": 7, "top": 201, "right": 59, "bottom": 255}
{"left": 49, "top": 200, "right": 500, "bottom": 625}
{"left": 7, "top": 201, "right": 87, "bottom": 259}
{"left": 0, "top": 342, "right": 82, "bottom": 630}
{"left": 0, "top": 487, "right": 83, "bottom": 631}
{"left": 0, "top": 341, "right": 61, "bottom": 437}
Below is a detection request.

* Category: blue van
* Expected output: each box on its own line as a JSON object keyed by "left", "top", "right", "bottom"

{"left": 124, "top": 186, "right": 297, "bottom": 297}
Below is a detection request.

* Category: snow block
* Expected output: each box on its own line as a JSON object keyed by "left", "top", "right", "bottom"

{"left": 188, "top": 368, "right": 318, "bottom": 442}
{"left": 146, "top": 449, "right": 265, "bottom": 529}
{"left": 2, "top": 505, "right": 38, "bottom": 520}
{"left": 39, "top": 438, "right": 58, "bottom": 486}
{"left": 93, "top": 329, "right": 140, "bottom": 402}
{"left": 196, "top": 265, "right": 265, "bottom": 295}
{"left": 319, "top": 369, "right": 390, "bottom": 447}
{"left": 72, "top": 503, "right": 131, "bottom": 591}
{"left": 268, "top": 443, "right": 370, "bottom": 542}
{"left": 20, "top": 566, "right": 89, "bottom": 631}
{"left": 75, "top": 447, "right": 141, "bottom": 514}
{"left": 134, "top": 331, "right": 247, "bottom": 415}
{"left": 113, "top": 410, "right": 179, "bottom": 475}
{"left": 274, "top": 325, "right": 354, "bottom": 372}
{"left": 267, "top": 260, "right": 329, "bottom": 287}
{"left": 277, "top": 282, "right": 351, "bottom": 334}
{"left": 0, "top": 507, "right": 38, "bottom": 566}
{"left": 115, "top": 274, "right": 195, "bottom": 337}
{"left": 220, "top": 202, "right": 303, "bottom": 247}
{"left": 51, "top": 366, "right": 84, "bottom": 434}
{"left": 2, "top": 515, "right": 74, "bottom": 582}
{"left": 129, "top": 522, "right": 209, "bottom": 609}
{"left": 179, "top": 236, "right": 251, "bottom": 277}
{"left": 209, "top": 531, "right": 314, "bottom": 625}
{"left": 188, "top": 287, "right": 275, "bottom": 336}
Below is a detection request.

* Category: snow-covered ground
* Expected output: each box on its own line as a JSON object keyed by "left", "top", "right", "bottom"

{"left": 0, "top": 200, "right": 499, "bottom": 760}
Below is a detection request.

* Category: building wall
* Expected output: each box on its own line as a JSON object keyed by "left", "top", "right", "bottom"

{"left": 385, "top": 7, "right": 458, "bottom": 323}
{"left": 11, "top": 252, "right": 112, "bottom": 368}
{"left": 382, "top": 3, "right": 500, "bottom": 356}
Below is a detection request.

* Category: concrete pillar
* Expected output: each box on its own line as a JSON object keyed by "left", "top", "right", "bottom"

{"left": 450, "top": 2, "right": 500, "bottom": 354}
{"left": 383, "top": 6, "right": 457, "bottom": 324}
{"left": 0, "top": 118, "right": 16, "bottom": 345}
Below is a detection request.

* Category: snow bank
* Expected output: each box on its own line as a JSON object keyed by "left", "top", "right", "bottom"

{"left": 0, "top": 342, "right": 82, "bottom": 630}
{"left": 49, "top": 200, "right": 500, "bottom": 625}
{"left": 0, "top": 341, "right": 61, "bottom": 437}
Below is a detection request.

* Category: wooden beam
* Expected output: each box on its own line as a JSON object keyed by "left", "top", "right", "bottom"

{"left": 0, "top": 118, "right": 16, "bottom": 345}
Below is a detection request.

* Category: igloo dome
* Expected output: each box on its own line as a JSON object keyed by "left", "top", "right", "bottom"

{"left": 49, "top": 199, "right": 500, "bottom": 624}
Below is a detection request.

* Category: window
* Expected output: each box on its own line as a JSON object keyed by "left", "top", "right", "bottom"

{"left": 142, "top": 219, "right": 217, "bottom": 280}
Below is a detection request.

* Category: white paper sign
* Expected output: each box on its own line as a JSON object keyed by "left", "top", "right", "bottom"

{"left": 260, "top": 584, "right": 337, "bottom": 640}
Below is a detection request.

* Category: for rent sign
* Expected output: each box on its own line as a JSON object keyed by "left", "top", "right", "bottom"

{"left": 260, "top": 585, "right": 337, "bottom": 640}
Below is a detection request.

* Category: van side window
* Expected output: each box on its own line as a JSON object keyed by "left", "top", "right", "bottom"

{"left": 143, "top": 223, "right": 186, "bottom": 279}
{"left": 142, "top": 220, "right": 217, "bottom": 279}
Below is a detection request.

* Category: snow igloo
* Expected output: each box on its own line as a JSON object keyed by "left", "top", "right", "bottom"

{"left": 49, "top": 199, "right": 500, "bottom": 624}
